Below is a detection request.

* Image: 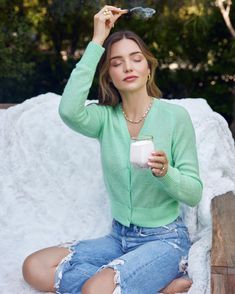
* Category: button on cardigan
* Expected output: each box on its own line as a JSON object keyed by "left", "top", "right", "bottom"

{"left": 59, "top": 41, "right": 203, "bottom": 227}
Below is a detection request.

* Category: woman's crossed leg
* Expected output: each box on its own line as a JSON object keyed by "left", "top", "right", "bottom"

{"left": 22, "top": 235, "right": 192, "bottom": 294}
{"left": 22, "top": 246, "right": 70, "bottom": 292}
{"left": 82, "top": 237, "right": 191, "bottom": 294}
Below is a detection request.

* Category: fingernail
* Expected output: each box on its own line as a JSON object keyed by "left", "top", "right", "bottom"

{"left": 149, "top": 156, "right": 154, "bottom": 160}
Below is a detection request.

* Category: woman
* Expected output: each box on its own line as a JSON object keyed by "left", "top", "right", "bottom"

{"left": 22, "top": 5, "right": 203, "bottom": 294}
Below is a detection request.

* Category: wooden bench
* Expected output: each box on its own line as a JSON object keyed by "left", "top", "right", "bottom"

{"left": 211, "top": 191, "right": 235, "bottom": 294}
{"left": 0, "top": 103, "right": 235, "bottom": 292}
{"left": 0, "top": 103, "right": 18, "bottom": 109}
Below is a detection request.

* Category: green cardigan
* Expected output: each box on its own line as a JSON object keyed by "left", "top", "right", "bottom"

{"left": 59, "top": 41, "right": 203, "bottom": 227}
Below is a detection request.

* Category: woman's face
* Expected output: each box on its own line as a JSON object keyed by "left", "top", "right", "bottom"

{"left": 108, "top": 38, "right": 150, "bottom": 93}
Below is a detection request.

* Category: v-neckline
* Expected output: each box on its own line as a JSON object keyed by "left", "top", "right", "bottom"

{"left": 118, "top": 98, "right": 158, "bottom": 141}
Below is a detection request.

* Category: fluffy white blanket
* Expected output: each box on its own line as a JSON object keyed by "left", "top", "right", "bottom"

{"left": 0, "top": 93, "right": 234, "bottom": 294}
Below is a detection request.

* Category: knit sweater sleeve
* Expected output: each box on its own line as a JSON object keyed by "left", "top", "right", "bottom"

{"left": 58, "top": 41, "right": 106, "bottom": 138}
{"left": 156, "top": 106, "right": 203, "bottom": 207}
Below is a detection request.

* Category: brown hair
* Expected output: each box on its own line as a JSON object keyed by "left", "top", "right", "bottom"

{"left": 98, "top": 30, "right": 162, "bottom": 106}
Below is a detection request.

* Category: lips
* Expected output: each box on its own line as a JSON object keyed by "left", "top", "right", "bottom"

{"left": 123, "top": 76, "right": 138, "bottom": 81}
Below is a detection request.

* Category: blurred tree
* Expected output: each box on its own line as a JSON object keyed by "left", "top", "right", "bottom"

{"left": 215, "top": 0, "right": 235, "bottom": 136}
{"left": 0, "top": 0, "right": 234, "bottom": 137}
{"left": 0, "top": 0, "right": 36, "bottom": 102}
{"left": 216, "top": 0, "right": 235, "bottom": 37}
{"left": 132, "top": 0, "right": 235, "bottom": 136}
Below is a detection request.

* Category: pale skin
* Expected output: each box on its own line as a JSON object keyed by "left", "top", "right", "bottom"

{"left": 22, "top": 5, "right": 192, "bottom": 294}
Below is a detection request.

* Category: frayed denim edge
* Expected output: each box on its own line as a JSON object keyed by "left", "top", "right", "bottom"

{"left": 96, "top": 258, "right": 125, "bottom": 294}
{"left": 178, "top": 255, "right": 189, "bottom": 275}
{"left": 54, "top": 240, "right": 80, "bottom": 294}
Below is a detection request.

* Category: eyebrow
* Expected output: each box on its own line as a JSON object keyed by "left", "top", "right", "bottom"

{"left": 110, "top": 51, "right": 143, "bottom": 61}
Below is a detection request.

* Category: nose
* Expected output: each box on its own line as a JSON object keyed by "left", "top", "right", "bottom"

{"left": 123, "top": 59, "right": 133, "bottom": 72}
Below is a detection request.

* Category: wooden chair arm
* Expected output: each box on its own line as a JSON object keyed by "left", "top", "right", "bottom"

{"left": 211, "top": 191, "right": 235, "bottom": 294}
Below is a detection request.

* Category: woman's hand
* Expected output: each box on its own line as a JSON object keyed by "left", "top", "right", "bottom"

{"left": 148, "top": 151, "right": 169, "bottom": 177}
{"left": 92, "top": 5, "right": 128, "bottom": 45}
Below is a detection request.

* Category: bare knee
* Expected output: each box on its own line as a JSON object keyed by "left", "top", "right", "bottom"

{"left": 22, "top": 253, "right": 39, "bottom": 285}
{"left": 82, "top": 268, "right": 116, "bottom": 294}
{"left": 22, "top": 246, "right": 69, "bottom": 292}
{"left": 81, "top": 276, "right": 98, "bottom": 294}
{"left": 22, "top": 252, "right": 55, "bottom": 292}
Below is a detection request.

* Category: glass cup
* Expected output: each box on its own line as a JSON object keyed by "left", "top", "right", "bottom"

{"left": 130, "top": 135, "right": 155, "bottom": 168}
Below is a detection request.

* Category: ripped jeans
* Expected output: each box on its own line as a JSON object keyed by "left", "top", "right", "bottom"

{"left": 54, "top": 216, "right": 191, "bottom": 294}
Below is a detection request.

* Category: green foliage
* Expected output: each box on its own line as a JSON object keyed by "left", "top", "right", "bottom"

{"left": 0, "top": 0, "right": 36, "bottom": 101}
{"left": 0, "top": 0, "right": 234, "bottom": 124}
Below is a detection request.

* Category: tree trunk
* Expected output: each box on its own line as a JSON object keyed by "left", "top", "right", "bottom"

{"left": 216, "top": 0, "right": 235, "bottom": 38}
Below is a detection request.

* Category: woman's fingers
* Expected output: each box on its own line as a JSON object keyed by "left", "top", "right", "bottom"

{"left": 99, "top": 5, "right": 127, "bottom": 14}
{"left": 92, "top": 6, "right": 127, "bottom": 45}
{"left": 151, "top": 150, "right": 166, "bottom": 157}
{"left": 109, "top": 10, "right": 127, "bottom": 28}
{"left": 147, "top": 150, "right": 168, "bottom": 177}
{"left": 101, "top": 10, "right": 117, "bottom": 29}
{"left": 148, "top": 151, "right": 167, "bottom": 164}
{"left": 97, "top": 6, "right": 127, "bottom": 20}
{"left": 111, "top": 9, "right": 128, "bottom": 26}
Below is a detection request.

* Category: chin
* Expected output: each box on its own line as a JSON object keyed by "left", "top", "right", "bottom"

{"left": 124, "top": 85, "right": 144, "bottom": 92}
{"left": 115, "top": 81, "right": 146, "bottom": 93}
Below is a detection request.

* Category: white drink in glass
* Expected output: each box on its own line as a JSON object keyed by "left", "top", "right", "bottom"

{"left": 130, "top": 135, "right": 155, "bottom": 168}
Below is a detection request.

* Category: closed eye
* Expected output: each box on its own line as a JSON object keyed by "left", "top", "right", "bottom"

{"left": 133, "top": 53, "right": 143, "bottom": 61}
{"left": 112, "top": 63, "right": 121, "bottom": 67}
{"left": 110, "top": 59, "right": 122, "bottom": 67}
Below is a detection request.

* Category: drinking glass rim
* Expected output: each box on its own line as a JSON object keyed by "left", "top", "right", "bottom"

{"left": 131, "top": 135, "right": 153, "bottom": 141}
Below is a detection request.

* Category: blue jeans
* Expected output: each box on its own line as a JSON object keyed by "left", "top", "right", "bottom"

{"left": 54, "top": 217, "right": 191, "bottom": 294}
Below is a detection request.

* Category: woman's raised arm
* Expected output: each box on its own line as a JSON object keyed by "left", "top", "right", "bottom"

{"left": 58, "top": 6, "right": 127, "bottom": 138}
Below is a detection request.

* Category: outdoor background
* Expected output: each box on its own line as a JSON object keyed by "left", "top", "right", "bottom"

{"left": 0, "top": 0, "right": 235, "bottom": 137}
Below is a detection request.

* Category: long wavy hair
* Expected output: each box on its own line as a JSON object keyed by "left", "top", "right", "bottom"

{"left": 98, "top": 30, "right": 162, "bottom": 106}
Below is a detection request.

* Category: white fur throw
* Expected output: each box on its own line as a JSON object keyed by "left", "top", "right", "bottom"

{"left": 0, "top": 93, "right": 234, "bottom": 294}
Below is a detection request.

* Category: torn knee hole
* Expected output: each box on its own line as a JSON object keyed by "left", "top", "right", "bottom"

{"left": 108, "top": 259, "right": 125, "bottom": 267}
{"left": 179, "top": 256, "right": 188, "bottom": 274}
{"left": 98, "top": 259, "right": 124, "bottom": 294}
{"left": 54, "top": 241, "right": 80, "bottom": 294}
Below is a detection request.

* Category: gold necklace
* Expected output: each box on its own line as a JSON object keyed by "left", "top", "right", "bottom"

{"left": 121, "top": 98, "right": 154, "bottom": 124}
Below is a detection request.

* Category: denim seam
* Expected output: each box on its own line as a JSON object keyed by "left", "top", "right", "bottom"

{"left": 120, "top": 251, "right": 169, "bottom": 290}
